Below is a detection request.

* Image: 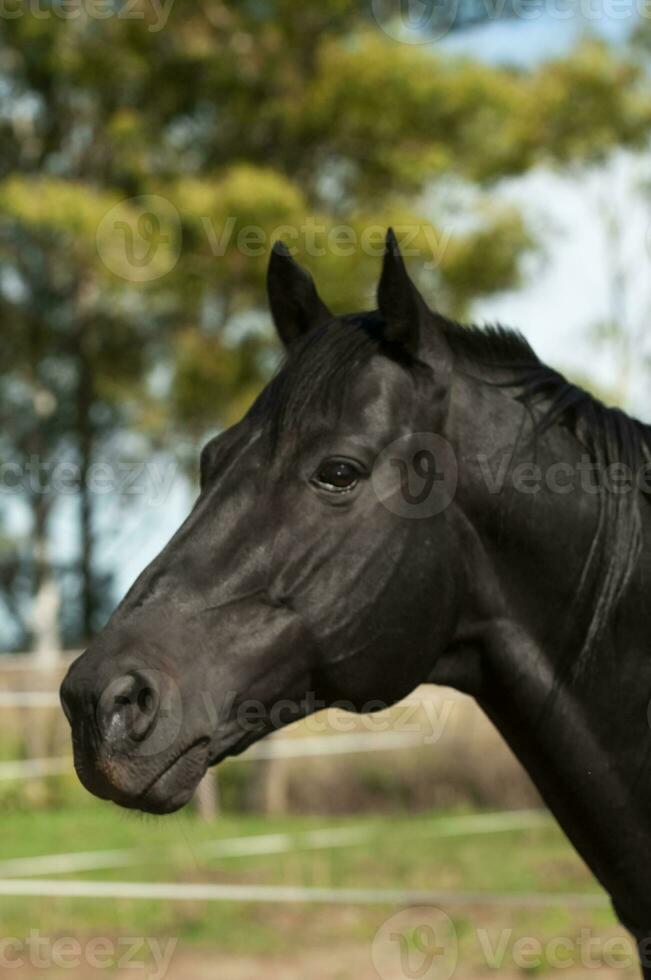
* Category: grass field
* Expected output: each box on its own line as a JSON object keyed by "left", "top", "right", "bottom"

{"left": 0, "top": 801, "right": 638, "bottom": 979}
{"left": 0, "top": 686, "right": 636, "bottom": 977}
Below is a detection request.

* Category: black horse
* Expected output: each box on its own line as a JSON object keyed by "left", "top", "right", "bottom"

{"left": 61, "top": 231, "right": 651, "bottom": 976}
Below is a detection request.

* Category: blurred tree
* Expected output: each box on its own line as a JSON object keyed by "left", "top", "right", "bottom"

{"left": 587, "top": 164, "right": 651, "bottom": 415}
{"left": 0, "top": 3, "right": 650, "bottom": 652}
{"left": 0, "top": 524, "right": 30, "bottom": 650}
{"left": 0, "top": 181, "right": 179, "bottom": 646}
{"left": 562, "top": 27, "right": 651, "bottom": 417}
{"left": 633, "top": 17, "right": 651, "bottom": 53}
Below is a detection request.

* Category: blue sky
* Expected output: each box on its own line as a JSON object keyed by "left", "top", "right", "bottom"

{"left": 442, "top": 9, "right": 632, "bottom": 63}
{"left": 441, "top": 14, "right": 649, "bottom": 408}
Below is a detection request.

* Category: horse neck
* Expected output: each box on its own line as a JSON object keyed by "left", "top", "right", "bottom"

{"left": 437, "top": 365, "right": 651, "bottom": 942}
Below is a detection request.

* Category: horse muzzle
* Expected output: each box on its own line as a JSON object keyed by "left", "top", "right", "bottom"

{"left": 60, "top": 651, "right": 213, "bottom": 814}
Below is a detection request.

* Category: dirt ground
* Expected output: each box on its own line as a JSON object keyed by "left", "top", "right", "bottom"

{"left": 6, "top": 942, "right": 640, "bottom": 980}
{"left": 160, "top": 947, "right": 638, "bottom": 980}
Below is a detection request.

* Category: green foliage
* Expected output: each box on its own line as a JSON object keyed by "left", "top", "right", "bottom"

{"left": 518, "top": 41, "right": 651, "bottom": 168}
{"left": 1, "top": 5, "right": 650, "bottom": 643}
{"left": 633, "top": 18, "right": 651, "bottom": 56}
{"left": 172, "top": 330, "right": 267, "bottom": 433}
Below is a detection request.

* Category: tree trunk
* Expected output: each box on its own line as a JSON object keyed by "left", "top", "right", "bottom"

{"left": 76, "top": 281, "right": 100, "bottom": 645}
{"left": 78, "top": 328, "right": 96, "bottom": 642}
{"left": 31, "top": 494, "right": 61, "bottom": 666}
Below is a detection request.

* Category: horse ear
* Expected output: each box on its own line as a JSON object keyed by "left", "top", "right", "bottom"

{"left": 377, "top": 228, "right": 434, "bottom": 359}
{"left": 267, "top": 242, "right": 333, "bottom": 348}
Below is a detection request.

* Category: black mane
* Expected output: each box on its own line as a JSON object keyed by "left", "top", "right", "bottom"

{"left": 442, "top": 320, "right": 539, "bottom": 367}
{"left": 445, "top": 318, "right": 651, "bottom": 664}
{"left": 260, "top": 312, "right": 392, "bottom": 451}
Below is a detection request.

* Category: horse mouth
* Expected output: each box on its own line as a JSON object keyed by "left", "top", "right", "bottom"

{"left": 208, "top": 726, "right": 271, "bottom": 768}
{"left": 126, "top": 728, "right": 267, "bottom": 813}
{"left": 129, "top": 737, "right": 211, "bottom": 815}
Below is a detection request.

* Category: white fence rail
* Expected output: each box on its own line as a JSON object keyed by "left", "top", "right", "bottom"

{"left": 0, "top": 878, "right": 608, "bottom": 908}
{"left": 0, "top": 812, "right": 552, "bottom": 879}
{"left": 0, "top": 758, "right": 71, "bottom": 780}
{"left": 0, "top": 692, "right": 61, "bottom": 707}
{"left": 0, "top": 653, "right": 79, "bottom": 671}
{"left": 0, "top": 808, "right": 603, "bottom": 908}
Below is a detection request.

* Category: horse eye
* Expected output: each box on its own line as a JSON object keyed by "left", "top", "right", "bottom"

{"left": 312, "top": 459, "right": 361, "bottom": 493}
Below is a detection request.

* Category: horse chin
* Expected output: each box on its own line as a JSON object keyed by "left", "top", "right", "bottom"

{"left": 130, "top": 742, "right": 211, "bottom": 815}
{"left": 134, "top": 730, "right": 264, "bottom": 813}
{"left": 75, "top": 737, "right": 211, "bottom": 816}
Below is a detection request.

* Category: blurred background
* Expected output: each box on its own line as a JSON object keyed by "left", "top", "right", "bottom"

{"left": 0, "top": 2, "right": 650, "bottom": 977}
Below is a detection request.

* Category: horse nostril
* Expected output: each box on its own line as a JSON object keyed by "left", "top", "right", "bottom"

{"left": 137, "top": 686, "right": 156, "bottom": 715}
{"left": 99, "top": 672, "right": 161, "bottom": 743}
